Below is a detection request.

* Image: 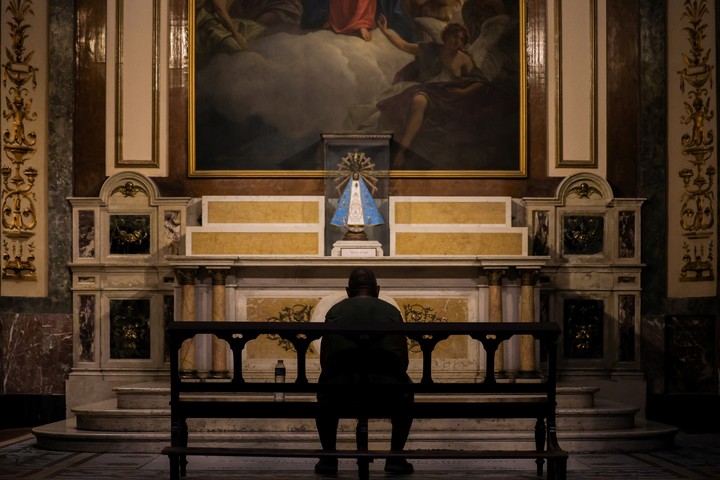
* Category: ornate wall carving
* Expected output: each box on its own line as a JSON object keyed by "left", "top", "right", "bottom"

{"left": 0, "top": 0, "right": 47, "bottom": 296}
{"left": 668, "top": 0, "right": 718, "bottom": 297}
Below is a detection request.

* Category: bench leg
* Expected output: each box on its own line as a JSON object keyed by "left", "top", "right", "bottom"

{"left": 547, "top": 456, "right": 568, "bottom": 480}
{"left": 180, "top": 456, "right": 188, "bottom": 478}
{"left": 169, "top": 454, "right": 180, "bottom": 480}
{"left": 170, "top": 418, "right": 189, "bottom": 477}
{"left": 556, "top": 457, "right": 567, "bottom": 480}
{"left": 547, "top": 458, "right": 556, "bottom": 480}
{"left": 535, "top": 418, "right": 546, "bottom": 477}
{"left": 356, "top": 418, "right": 370, "bottom": 480}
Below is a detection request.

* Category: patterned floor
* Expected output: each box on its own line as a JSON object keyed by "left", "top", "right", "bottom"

{"left": 1, "top": 432, "right": 719, "bottom": 479}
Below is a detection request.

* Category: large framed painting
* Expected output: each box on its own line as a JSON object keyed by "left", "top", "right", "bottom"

{"left": 189, "top": 0, "right": 526, "bottom": 178}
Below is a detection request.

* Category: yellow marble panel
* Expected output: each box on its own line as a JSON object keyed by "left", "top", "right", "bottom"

{"left": 207, "top": 201, "right": 319, "bottom": 224}
{"left": 395, "top": 298, "right": 468, "bottom": 360}
{"left": 191, "top": 232, "right": 319, "bottom": 255}
{"left": 394, "top": 202, "right": 506, "bottom": 225}
{"left": 245, "top": 298, "right": 321, "bottom": 360}
{"left": 395, "top": 232, "right": 522, "bottom": 255}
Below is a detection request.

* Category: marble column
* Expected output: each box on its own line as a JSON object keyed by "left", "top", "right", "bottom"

{"left": 519, "top": 269, "right": 539, "bottom": 377}
{"left": 486, "top": 269, "right": 506, "bottom": 375}
{"left": 175, "top": 268, "right": 198, "bottom": 376}
{"left": 208, "top": 268, "right": 230, "bottom": 378}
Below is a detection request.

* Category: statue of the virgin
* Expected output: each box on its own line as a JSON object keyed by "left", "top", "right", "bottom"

{"left": 330, "top": 151, "right": 384, "bottom": 240}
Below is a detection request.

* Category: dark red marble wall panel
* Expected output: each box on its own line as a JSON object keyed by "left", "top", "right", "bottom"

{"left": 0, "top": 314, "right": 72, "bottom": 394}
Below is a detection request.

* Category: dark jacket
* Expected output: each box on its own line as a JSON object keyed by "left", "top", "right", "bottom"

{"left": 319, "top": 296, "right": 412, "bottom": 395}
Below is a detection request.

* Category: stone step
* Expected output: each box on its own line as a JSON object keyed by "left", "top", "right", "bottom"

{"left": 32, "top": 381, "right": 675, "bottom": 454}
{"left": 112, "top": 382, "right": 600, "bottom": 410}
{"left": 115, "top": 383, "right": 169, "bottom": 409}
{"left": 32, "top": 416, "right": 677, "bottom": 454}
{"left": 72, "top": 397, "right": 635, "bottom": 433}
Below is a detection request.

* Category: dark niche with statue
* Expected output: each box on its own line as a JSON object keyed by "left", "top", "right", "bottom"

{"left": 109, "top": 214, "right": 151, "bottom": 255}
{"left": 563, "top": 299, "right": 604, "bottom": 359}
{"left": 562, "top": 215, "right": 604, "bottom": 255}
{"left": 110, "top": 299, "right": 151, "bottom": 359}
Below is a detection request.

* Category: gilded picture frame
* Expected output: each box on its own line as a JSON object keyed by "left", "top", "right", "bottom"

{"left": 188, "top": 0, "right": 526, "bottom": 178}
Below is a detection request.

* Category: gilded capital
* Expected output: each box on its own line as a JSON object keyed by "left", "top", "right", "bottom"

{"left": 174, "top": 268, "right": 198, "bottom": 285}
{"left": 485, "top": 269, "right": 506, "bottom": 286}
{"left": 208, "top": 268, "right": 230, "bottom": 285}
{"left": 519, "top": 269, "right": 540, "bottom": 286}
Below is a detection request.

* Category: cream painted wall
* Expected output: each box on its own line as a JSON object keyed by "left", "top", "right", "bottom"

{"left": 105, "top": 0, "right": 169, "bottom": 176}
{"left": 547, "top": 0, "right": 607, "bottom": 177}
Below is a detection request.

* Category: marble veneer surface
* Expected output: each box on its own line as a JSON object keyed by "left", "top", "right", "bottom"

{"left": 0, "top": 313, "right": 72, "bottom": 394}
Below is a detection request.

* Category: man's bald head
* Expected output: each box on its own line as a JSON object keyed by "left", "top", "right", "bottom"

{"left": 347, "top": 268, "right": 380, "bottom": 297}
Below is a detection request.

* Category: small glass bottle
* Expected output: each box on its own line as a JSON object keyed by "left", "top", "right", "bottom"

{"left": 274, "top": 359, "right": 286, "bottom": 401}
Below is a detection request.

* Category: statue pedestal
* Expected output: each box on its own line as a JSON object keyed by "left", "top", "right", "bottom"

{"left": 331, "top": 240, "right": 384, "bottom": 257}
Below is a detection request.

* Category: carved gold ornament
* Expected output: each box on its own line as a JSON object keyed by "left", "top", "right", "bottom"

{"left": 676, "top": 0, "right": 716, "bottom": 282}
{"left": 1, "top": 0, "right": 39, "bottom": 280}
{"left": 112, "top": 180, "right": 146, "bottom": 198}
{"left": 266, "top": 304, "right": 315, "bottom": 353}
{"left": 403, "top": 303, "right": 448, "bottom": 353}
{"left": 567, "top": 182, "right": 602, "bottom": 199}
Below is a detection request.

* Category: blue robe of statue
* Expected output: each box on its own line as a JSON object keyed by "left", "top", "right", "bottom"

{"left": 331, "top": 176, "right": 384, "bottom": 227}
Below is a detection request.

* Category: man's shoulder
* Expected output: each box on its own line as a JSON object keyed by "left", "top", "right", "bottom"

{"left": 352, "top": 296, "right": 397, "bottom": 308}
{"left": 327, "top": 296, "right": 401, "bottom": 315}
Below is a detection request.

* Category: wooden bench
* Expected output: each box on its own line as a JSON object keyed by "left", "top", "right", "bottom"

{"left": 163, "top": 321, "right": 568, "bottom": 479}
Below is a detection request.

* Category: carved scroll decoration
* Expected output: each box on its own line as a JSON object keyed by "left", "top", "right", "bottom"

{"left": 676, "top": 0, "right": 716, "bottom": 283}
{"left": 1, "top": 0, "right": 39, "bottom": 280}
{"left": 266, "top": 304, "right": 315, "bottom": 353}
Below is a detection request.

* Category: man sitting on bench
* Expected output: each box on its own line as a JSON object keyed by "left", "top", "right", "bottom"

{"left": 315, "top": 268, "right": 414, "bottom": 476}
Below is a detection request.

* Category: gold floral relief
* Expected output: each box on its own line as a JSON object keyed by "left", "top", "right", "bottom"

{"left": 395, "top": 297, "right": 469, "bottom": 359}
{"left": 676, "top": 0, "right": 716, "bottom": 283}
{"left": 1, "top": 0, "right": 40, "bottom": 281}
{"left": 245, "top": 298, "right": 321, "bottom": 359}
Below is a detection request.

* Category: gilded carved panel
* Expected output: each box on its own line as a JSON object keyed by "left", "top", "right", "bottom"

{"left": 245, "top": 298, "right": 321, "bottom": 360}
{"left": 668, "top": 0, "right": 718, "bottom": 296}
{"left": 242, "top": 296, "right": 469, "bottom": 365}
{"left": 563, "top": 299, "right": 604, "bottom": 359}
{"left": 108, "top": 214, "right": 151, "bottom": 255}
{"left": 562, "top": 215, "right": 604, "bottom": 256}
{"left": 109, "top": 298, "right": 151, "bottom": 359}
{"left": 397, "top": 297, "right": 468, "bottom": 360}
{"left": 0, "top": 0, "right": 48, "bottom": 295}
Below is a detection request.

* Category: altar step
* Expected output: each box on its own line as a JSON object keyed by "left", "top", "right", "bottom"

{"left": 32, "top": 382, "right": 677, "bottom": 454}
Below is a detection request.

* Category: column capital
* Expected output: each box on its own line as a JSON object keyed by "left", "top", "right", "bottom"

{"left": 485, "top": 268, "right": 506, "bottom": 286}
{"left": 519, "top": 269, "right": 540, "bottom": 286}
{"left": 208, "top": 268, "right": 230, "bottom": 285}
{"left": 174, "top": 267, "right": 198, "bottom": 285}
